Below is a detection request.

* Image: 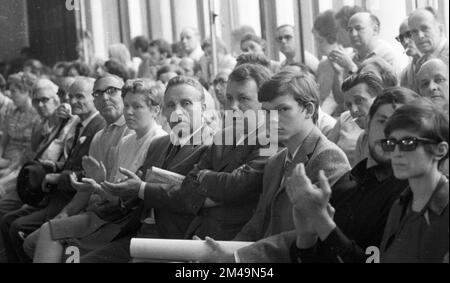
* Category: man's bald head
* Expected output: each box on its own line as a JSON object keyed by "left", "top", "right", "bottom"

{"left": 408, "top": 8, "right": 444, "bottom": 55}
{"left": 347, "top": 12, "right": 380, "bottom": 50}
{"left": 417, "top": 58, "right": 449, "bottom": 113}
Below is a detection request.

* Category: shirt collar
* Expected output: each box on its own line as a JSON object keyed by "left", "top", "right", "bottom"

{"left": 351, "top": 158, "right": 393, "bottom": 184}
{"left": 81, "top": 111, "right": 99, "bottom": 128}
{"left": 399, "top": 176, "right": 449, "bottom": 216}
{"left": 111, "top": 115, "right": 126, "bottom": 127}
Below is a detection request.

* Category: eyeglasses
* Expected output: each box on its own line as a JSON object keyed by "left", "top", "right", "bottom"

{"left": 32, "top": 97, "right": 51, "bottom": 105}
{"left": 92, "top": 87, "right": 121, "bottom": 98}
{"left": 380, "top": 136, "right": 438, "bottom": 152}
{"left": 276, "top": 35, "right": 293, "bottom": 42}
{"left": 395, "top": 31, "right": 412, "bottom": 43}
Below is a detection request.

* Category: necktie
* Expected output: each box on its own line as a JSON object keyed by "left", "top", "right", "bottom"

{"left": 67, "top": 122, "right": 83, "bottom": 158}
{"left": 162, "top": 145, "right": 181, "bottom": 169}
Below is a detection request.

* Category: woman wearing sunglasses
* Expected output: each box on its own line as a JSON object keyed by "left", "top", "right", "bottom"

{"left": 380, "top": 98, "right": 448, "bottom": 262}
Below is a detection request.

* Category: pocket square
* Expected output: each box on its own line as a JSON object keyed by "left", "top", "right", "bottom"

{"left": 79, "top": 136, "right": 87, "bottom": 144}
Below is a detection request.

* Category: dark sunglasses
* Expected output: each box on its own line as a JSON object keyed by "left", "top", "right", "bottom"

{"left": 381, "top": 136, "right": 438, "bottom": 152}
{"left": 395, "top": 31, "right": 412, "bottom": 43}
{"left": 92, "top": 87, "right": 121, "bottom": 98}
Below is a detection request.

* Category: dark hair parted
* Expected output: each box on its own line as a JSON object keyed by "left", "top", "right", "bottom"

{"left": 368, "top": 87, "right": 420, "bottom": 121}
{"left": 258, "top": 66, "right": 320, "bottom": 124}
{"left": 228, "top": 63, "right": 271, "bottom": 89}
{"left": 385, "top": 98, "right": 449, "bottom": 165}
{"left": 314, "top": 10, "right": 339, "bottom": 44}
{"left": 342, "top": 72, "right": 384, "bottom": 98}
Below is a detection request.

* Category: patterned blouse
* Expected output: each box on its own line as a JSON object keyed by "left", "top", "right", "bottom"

{"left": 2, "top": 106, "right": 40, "bottom": 164}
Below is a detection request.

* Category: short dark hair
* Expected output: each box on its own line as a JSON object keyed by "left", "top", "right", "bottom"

{"left": 133, "top": 36, "right": 150, "bottom": 52}
{"left": 259, "top": 66, "right": 320, "bottom": 123}
{"left": 149, "top": 39, "right": 172, "bottom": 58}
{"left": 229, "top": 63, "right": 272, "bottom": 89}
{"left": 69, "top": 61, "right": 93, "bottom": 77}
{"left": 336, "top": 5, "right": 364, "bottom": 28}
{"left": 236, "top": 53, "right": 271, "bottom": 69}
{"left": 157, "top": 64, "right": 184, "bottom": 81}
{"left": 165, "top": 76, "right": 205, "bottom": 102}
{"left": 314, "top": 10, "right": 339, "bottom": 44}
{"left": 342, "top": 73, "right": 384, "bottom": 98}
{"left": 359, "top": 56, "right": 398, "bottom": 87}
{"left": 122, "top": 79, "right": 165, "bottom": 107}
{"left": 368, "top": 87, "right": 420, "bottom": 121}
{"left": 240, "top": 34, "right": 267, "bottom": 52}
{"left": 385, "top": 98, "right": 449, "bottom": 165}
{"left": 104, "top": 59, "right": 130, "bottom": 81}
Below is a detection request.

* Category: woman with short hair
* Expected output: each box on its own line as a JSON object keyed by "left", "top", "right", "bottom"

{"left": 380, "top": 99, "right": 449, "bottom": 262}
{"left": 30, "top": 79, "right": 168, "bottom": 263}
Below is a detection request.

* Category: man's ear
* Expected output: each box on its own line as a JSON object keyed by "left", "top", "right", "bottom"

{"left": 153, "top": 105, "right": 161, "bottom": 117}
{"left": 435, "top": 141, "right": 449, "bottom": 161}
{"left": 304, "top": 102, "right": 316, "bottom": 120}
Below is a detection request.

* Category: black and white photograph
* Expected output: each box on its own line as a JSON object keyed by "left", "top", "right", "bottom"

{"left": 0, "top": 0, "right": 448, "bottom": 267}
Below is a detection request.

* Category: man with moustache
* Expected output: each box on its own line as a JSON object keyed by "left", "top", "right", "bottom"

{"left": 79, "top": 76, "right": 213, "bottom": 262}
{"left": 0, "top": 77, "right": 105, "bottom": 262}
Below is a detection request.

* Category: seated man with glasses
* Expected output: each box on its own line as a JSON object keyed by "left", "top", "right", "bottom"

{"left": 0, "top": 77, "right": 106, "bottom": 262}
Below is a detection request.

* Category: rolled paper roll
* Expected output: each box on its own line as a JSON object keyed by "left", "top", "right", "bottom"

{"left": 146, "top": 167, "right": 185, "bottom": 185}
{"left": 130, "top": 238, "right": 254, "bottom": 262}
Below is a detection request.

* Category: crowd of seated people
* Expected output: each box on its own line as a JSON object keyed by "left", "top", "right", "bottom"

{"left": 0, "top": 5, "right": 448, "bottom": 263}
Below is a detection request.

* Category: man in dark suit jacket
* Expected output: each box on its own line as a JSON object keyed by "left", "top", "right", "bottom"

{"left": 199, "top": 67, "right": 351, "bottom": 263}
{"left": 0, "top": 77, "right": 105, "bottom": 262}
{"left": 79, "top": 76, "right": 213, "bottom": 263}
{"left": 140, "top": 64, "right": 273, "bottom": 241}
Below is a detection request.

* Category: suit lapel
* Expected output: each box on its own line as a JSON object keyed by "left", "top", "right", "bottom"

{"left": 168, "top": 144, "right": 196, "bottom": 168}
{"left": 272, "top": 128, "right": 321, "bottom": 199}
{"left": 215, "top": 145, "right": 247, "bottom": 171}
{"left": 266, "top": 150, "right": 288, "bottom": 202}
